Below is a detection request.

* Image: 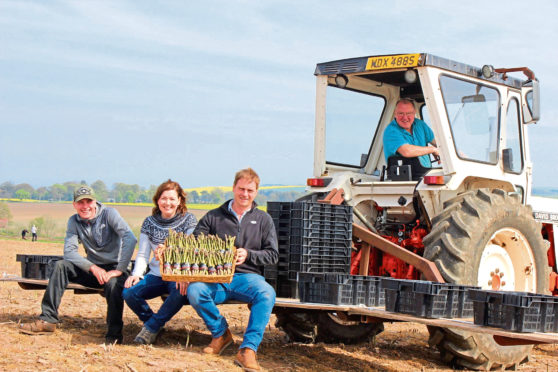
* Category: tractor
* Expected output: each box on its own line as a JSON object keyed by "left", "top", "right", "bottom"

{"left": 274, "top": 53, "right": 558, "bottom": 370}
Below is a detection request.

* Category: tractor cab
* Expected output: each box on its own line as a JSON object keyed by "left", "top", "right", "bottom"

{"left": 309, "top": 53, "right": 540, "bottom": 214}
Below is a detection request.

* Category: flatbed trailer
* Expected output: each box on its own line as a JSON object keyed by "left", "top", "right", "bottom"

{"left": 2, "top": 276, "right": 557, "bottom": 346}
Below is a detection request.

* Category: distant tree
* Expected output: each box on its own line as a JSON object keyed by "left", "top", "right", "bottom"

{"left": 14, "top": 183, "right": 34, "bottom": 194}
{"left": 63, "top": 182, "right": 82, "bottom": 201}
{"left": 200, "top": 190, "right": 211, "bottom": 203}
{"left": 91, "top": 180, "right": 109, "bottom": 201}
{"left": 48, "top": 184, "right": 66, "bottom": 201}
{"left": 136, "top": 193, "right": 150, "bottom": 203}
{"left": 33, "top": 187, "right": 49, "bottom": 200}
{"left": 210, "top": 188, "right": 225, "bottom": 203}
{"left": 124, "top": 190, "right": 136, "bottom": 203}
{"left": 143, "top": 185, "right": 157, "bottom": 203}
{"left": 15, "top": 189, "right": 31, "bottom": 200}
{"left": 0, "top": 182, "right": 15, "bottom": 198}
{"left": 112, "top": 183, "right": 128, "bottom": 202}
{"left": 188, "top": 190, "right": 199, "bottom": 203}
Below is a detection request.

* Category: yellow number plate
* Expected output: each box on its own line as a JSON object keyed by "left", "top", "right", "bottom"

{"left": 365, "top": 54, "right": 420, "bottom": 71}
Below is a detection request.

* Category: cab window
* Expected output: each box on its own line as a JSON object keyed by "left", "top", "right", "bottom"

{"left": 439, "top": 76, "right": 500, "bottom": 164}
{"left": 420, "top": 104, "right": 431, "bottom": 127}
{"left": 504, "top": 98, "right": 523, "bottom": 173}
{"left": 325, "top": 86, "right": 385, "bottom": 167}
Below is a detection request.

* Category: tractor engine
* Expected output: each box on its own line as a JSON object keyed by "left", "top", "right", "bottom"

{"left": 351, "top": 203, "right": 428, "bottom": 280}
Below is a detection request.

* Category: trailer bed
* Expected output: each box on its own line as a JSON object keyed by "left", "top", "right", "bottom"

{"left": 2, "top": 276, "right": 557, "bottom": 345}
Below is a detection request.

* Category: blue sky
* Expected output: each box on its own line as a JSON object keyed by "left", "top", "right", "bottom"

{"left": 1, "top": 0, "right": 557, "bottom": 188}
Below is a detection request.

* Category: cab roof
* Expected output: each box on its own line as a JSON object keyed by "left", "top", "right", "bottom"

{"left": 314, "top": 53, "right": 525, "bottom": 89}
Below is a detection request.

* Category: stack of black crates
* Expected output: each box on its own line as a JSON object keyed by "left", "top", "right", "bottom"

{"left": 266, "top": 201, "right": 353, "bottom": 299}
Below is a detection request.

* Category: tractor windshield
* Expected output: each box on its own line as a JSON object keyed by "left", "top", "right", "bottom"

{"left": 325, "top": 86, "right": 385, "bottom": 167}
{"left": 440, "top": 76, "right": 500, "bottom": 164}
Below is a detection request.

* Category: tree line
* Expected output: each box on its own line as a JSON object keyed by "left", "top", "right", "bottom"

{"left": 0, "top": 181, "right": 306, "bottom": 205}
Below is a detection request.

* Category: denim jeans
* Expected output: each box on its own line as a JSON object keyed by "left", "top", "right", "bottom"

{"left": 123, "top": 274, "right": 188, "bottom": 333}
{"left": 187, "top": 273, "right": 276, "bottom": 352}
{"left": 39, "top": 259, "right": 128, "bottom": 339}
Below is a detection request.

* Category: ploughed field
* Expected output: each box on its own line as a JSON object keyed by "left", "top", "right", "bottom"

{"left": 1, "top": 240, "right": 557, "bottom": 369}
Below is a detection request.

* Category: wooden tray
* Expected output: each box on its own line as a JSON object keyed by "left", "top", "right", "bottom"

{"left": 158, "top": 248, "right": 237, "bottom": 283}
{"left": 160, "top": 271, "right": 234, "bottom": 283}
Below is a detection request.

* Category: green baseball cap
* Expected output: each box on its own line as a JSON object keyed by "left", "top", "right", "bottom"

{"left": 74, "top": 186, "right": 96, "bottom": 202}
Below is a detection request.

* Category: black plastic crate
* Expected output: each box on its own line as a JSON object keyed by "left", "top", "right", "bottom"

{"left": 352, "top": 275, "right": 368, "bottom": 305}
{"left": 290, "top": 227, "right": 352, "bottom": 240}
{"left": 289, "top": 235, "right": 352, "bottom": 249}
{"left": 277, "top": 251, "right": 289, "bottom": 263}
{"left": 289, "top": 244, "right": 351, "bottom": 258}
{"left": 382, "top": 279, "right": 472, "bottom": 319}
{"left": 469, "top": 289, "right": 558, "bottom": 333}
{"left": 289, "top": 202, "right": 353, "bottom": 221}
{"left": 16, "top": 254, "right": 63, "bottom": 280}
{"left": 383, "top": 278, "right": 420, "bottom": 315}
{"left": 298, "top": 274, "right": 353, "bottom": 305}
{"left": 277, "top": 236, "right": 290, "bottom": 246}
{"left": 289, "top": 254, "right": 351, "bottom": 274}
{"left": 453, "top": 285, "right": 479, "bottom": 318}
{"left": 263, "top": 265, "right": 278, "bottom": 280}
{"left": 360, "top": 275, "right": 385, "bottom": 307}
{"left": 275, "top": 273, "right": 299, "bottom": 299}
{"left": 267, "top": 201, "right": 292, "bottom": 212}
{"left": 290, "top": 218, "right": 352, "bottom": 231}
{"left": 272, "top": 219, "right": 291, "bottom": 230}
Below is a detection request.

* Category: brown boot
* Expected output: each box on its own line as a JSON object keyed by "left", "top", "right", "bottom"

{"left": 203, "top": 328, "right": 233, "bottom": 355}
{"left": 19, "top": 319, "right": 56, "bottom": 335}
{"left": 234, "top": 348, "right": 261, "bottom": 371}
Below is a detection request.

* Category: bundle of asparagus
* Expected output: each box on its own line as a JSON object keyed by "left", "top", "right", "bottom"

{"left": 159, "top": 230, "right": 237, "bottom": 282}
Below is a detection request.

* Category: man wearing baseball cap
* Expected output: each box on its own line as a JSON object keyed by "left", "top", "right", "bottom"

{"left": 20, "top": 185, "right": 137, "bottom": 344}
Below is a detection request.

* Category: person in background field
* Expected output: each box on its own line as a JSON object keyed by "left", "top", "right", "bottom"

{"left": 187, "top": 168, "right": 278, "bottom": 372}
{"left": 21, "top": 228, "right": 29, "bottom": 240}
{"left": 123, "top": 179, "right": 197, "bottom": 345}
{"left": 31, "top": 224, "right": 38, "bottom": 241}
{"left": 19, "top": 186, "right": 137, "bottom": 344}
{"left": 383, "top": 98, "right": 439, "bottom": 167}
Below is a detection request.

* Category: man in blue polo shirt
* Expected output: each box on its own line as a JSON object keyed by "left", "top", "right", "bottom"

{"left": 383, "top": 98, "right": 439, "bottom": 167}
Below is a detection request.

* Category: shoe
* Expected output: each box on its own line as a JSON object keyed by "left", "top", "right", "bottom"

{"left": 19, "top": 319, "right": 56, "bottom": 335}
{"left": 203, "top": 328, "right": 233, "bottom": 355}
{"left": 133, "top": 326, "right": 161, "bottom": 345}
{"left": 105, "top": 335, "right": 123, "bottom": 345}
{"left": 234, "top": 348, "right": 261, "bottom": 371}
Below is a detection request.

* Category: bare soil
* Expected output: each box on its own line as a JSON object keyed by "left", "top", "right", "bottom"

{"left": 1, "top": 240, "right": 557, "bottom": 372}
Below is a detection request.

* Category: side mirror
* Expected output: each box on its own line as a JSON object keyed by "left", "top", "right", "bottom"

{"left": 360, "top": 153, "right": 368, "bottom": 168}
{"left": 502, "top": 148, "right": 514, "bottom": 172}
{"left": 523, "top": 80, "right": 540, "bottom": 123}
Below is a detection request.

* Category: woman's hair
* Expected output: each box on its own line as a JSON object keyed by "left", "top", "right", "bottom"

{"left": 152, "top": 179, "right": 188, "bottom": 216}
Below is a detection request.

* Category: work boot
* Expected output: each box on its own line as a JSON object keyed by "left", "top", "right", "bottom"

{"left": 234, "top": 348, "right": 261, "bottom": 372}
{"left": 19, "top": 319, "right": 56, "bottom": 335}
{"left": 203, "top": 328, "right": 233, "bottom": 355}
{"left": 133, "top": 326, "right": 161, "bottom": 345}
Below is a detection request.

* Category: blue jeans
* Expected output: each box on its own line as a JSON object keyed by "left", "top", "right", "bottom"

{"left": 123, "top": 274, "right": 188, "bottom": 333}
{"left": 187, "top": 273, "right": 276, "bottom": 352}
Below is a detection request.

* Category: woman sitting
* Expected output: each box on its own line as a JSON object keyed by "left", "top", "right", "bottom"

{"left": 123, "top": 179, "right": 197, "bottom": 344}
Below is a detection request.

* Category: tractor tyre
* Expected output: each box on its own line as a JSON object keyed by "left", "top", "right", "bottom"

{"left": 422, "top": 189, "right": 549, "bottom": 370}
{"left": 275, "top": 310, "right": 383, "bottom": 344}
